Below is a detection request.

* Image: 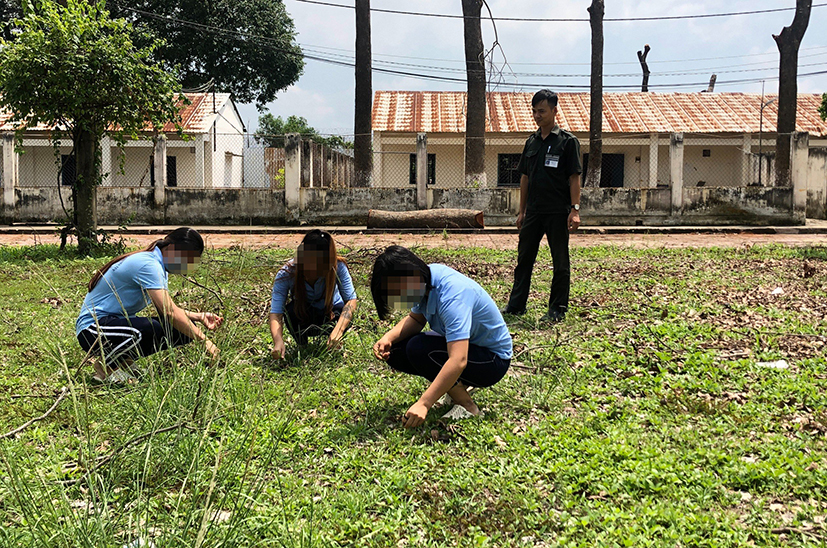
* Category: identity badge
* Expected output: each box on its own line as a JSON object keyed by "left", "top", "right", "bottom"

{"left": 544, "top": 154, "right": 560, "bottom": 168}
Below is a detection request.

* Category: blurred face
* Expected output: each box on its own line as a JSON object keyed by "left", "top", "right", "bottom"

{"left": 385, "top": 275, "right": 426, "bottom": 311}
{"left": 163, "top": 245, "right": 201, "bottom": 275}
{"left": 297, "top": 245, "right": 328, "bottom": 280}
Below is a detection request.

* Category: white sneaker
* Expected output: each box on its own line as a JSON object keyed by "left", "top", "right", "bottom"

{"left": 441, "top": 404, "right": 484, "bottom": 420}
{"left": 92, "top": 368, "right": 137, "bottom": 385}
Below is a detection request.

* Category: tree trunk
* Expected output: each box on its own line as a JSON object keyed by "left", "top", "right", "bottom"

{"left": 75, "top": 128, "right": 100, "bottom": 255}
{"left": 773, "top": 0, "right": 812, "bottom": 187}
{"left": 637, "top": 44, "right": 651, "bottom": 92}
{"left": 462, "top": 0, "right": 486, "bottom": 188}
{"left": 353, "top": 0, "right": 373, "bottom": 187}
{"left": 367, "top": 208, "right": 484, "bottom": 229}
{"left": 585, "top": 0, "right": 604, "bottom": 188}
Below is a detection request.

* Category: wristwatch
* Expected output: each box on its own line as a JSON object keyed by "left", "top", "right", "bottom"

{"left": 572, "top": 204, "right": 580, "bottom": 211}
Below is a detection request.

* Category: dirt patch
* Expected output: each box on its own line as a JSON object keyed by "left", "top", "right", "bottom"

{"left": 3, "top": 231, "right": 827, "bottom": 251}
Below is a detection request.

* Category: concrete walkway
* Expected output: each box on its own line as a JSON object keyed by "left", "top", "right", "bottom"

{"left": 1, "top": 221, "right": 826, "bottom": 250}
{"left": 2, "top": 219, "right": 827, "bottom": 236}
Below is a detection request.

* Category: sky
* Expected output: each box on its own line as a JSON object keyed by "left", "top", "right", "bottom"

{"left": 234, "top": 0, "right": 827, "bottom": 136}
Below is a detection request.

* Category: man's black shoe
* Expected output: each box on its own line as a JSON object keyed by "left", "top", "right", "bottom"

{"left": 501, "top": 307, "right": 526, "bottom": 316}
{"left": 542, "top": 309, "right": 566, "bottom": 323}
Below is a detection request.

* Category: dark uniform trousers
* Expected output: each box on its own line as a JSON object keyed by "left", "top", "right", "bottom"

{"left": 507, "top": 210, "right": 570, "bottom": 314}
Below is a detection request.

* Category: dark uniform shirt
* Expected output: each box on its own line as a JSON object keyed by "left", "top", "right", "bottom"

{"left": 518, "top": 126, "right": 582, "bottom": 215}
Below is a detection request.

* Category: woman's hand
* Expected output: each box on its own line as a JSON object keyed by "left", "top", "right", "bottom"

{"left": 205, "top": 339, "right": 220, "bottom": 360}
{"left": 271, "top": 338, "right": 286, "bottom": 360}
{"left": 402, "top": 401, "right": 430, "bottom": 429}
{"left": 373, "top": 336, "right": 392, "bottom": 361}
{"left": 201, "top": 312, "right": 224, "bottom": 330}
{"left": 327, "top": 333, "right": 343, "bottom": 350}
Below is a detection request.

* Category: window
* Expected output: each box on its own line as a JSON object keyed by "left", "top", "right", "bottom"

{"left": 582, "top": 153, "right": 625, "bottom": 188}
{"left": 60, "top": 154, "right": 76, "bottom": 186}
{"left": 409, "top": 153, "right": 435, "bottom": 185}
{"left": 497, "top": 154, "right": 522, "bottom": 187}
{"left": 150, "top": 156, "right": 178, "bottom": 187}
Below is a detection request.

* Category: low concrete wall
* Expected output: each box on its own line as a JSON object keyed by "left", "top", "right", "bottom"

{"left": 166, "top": 188, "right": 286, "bottom": 225}
{"left": 808, "top": 148, "right": 827, "bottom": 219}
{"left": 299, "top": 188, "right": 418, "bottom": 224}
{"left": 3, "top": 187, "right": 286, "bottom": 225}
{"left": 583, "top": 188, "right": 672, "bottom": 225}
{"left": 681, "top": 187, "right": 796, "bottom": 225}
{"left": 0, "top": 185, "right": 799, "bottom": 227}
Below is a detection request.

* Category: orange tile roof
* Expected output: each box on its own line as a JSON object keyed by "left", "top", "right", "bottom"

{"left": 0, "top": 92, "right": 232, "bottom": 134}
{"left": 372, "top": 91, "right": 827, "bottom": 137}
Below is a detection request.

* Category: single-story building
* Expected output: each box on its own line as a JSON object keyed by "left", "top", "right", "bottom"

{"left": 1, "top": 92, "right": 245, "bottom": 190}
{"left": 371, "top": 91, "right": 827, "bottom": 197}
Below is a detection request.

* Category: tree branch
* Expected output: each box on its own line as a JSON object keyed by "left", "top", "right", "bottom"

{"left": 1, "top": 387, "right": 68, "bottom": 439}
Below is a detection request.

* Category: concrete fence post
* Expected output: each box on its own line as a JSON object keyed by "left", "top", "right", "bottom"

{"left": 195, "top": 134, "right": 206, "bottom": 188}
{"left": 670, "top": 132, "right": 684, "bottom": 215}
{"left": 285, "top": 133, "right": 301, "bottom": 215}
{"left": 791, "top": 131, "right": 809, "bottom": 223}
{"left": 740, "top": 134, "right": 752, "bottom": 186}
{"left": 153, "top": 135, "right": 167, "bottom": 206}
{"left": 648, "top": 133, "right": 659, "bottom": 188}
{"left": 100, "top": 135, "right": 112, "bottom": 187}
{"left": 416, "top": 132, "right": 427, "bottom": 210}
{"left": 2, "top": 132, "right": 17, "bottom": 209}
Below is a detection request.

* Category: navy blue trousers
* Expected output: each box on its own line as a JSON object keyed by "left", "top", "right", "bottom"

{"left": 386, "top": 331, "right": 510, "bottom": 388}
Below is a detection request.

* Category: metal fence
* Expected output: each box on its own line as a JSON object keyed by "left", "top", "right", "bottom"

{"left": 8, "top": 131, "right": 788, "bottom": 191}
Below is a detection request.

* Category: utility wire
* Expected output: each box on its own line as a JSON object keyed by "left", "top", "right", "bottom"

{"left": 116, "top": 4, "right": 827, "bottom": 91}
{"left": 297, "top": 42, "right": 827, "bottom": 67}
{"left": 292, "top": 0, "right": 827, "bottom": 23}
{"left": 298, "top": 46, "right": 827, "bottom": 78}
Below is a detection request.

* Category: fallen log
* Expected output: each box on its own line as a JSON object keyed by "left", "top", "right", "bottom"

{"left": 367, "top": 208, "right": 484, "bottom": 229}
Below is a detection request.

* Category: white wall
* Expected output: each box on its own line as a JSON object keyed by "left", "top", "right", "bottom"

{"left": 212, "top": 102, "right": 245, "bottom": 188}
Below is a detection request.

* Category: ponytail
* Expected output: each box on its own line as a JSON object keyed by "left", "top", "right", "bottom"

{"left": 87, "top": 227, "right": 204, "bottom": 292}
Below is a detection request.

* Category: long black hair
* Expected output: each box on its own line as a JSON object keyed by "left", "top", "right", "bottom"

{"left": 289, "top": 229, "right": 343, "bottom": 322}
{"left": 88, "top": 227, "right": 204, "bottom": 291}
{"left": 370, "top": 245, "right": 431, "bottom": 320}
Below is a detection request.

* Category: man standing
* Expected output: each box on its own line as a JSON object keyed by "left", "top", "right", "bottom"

{"left": 503, "top": 89, "right": 582, "bottom": 322}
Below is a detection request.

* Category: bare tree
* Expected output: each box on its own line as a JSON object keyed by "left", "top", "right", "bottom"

{"left": 637, "top": 44, "right": 651, "bottom": 92}
{"left": 462, "top": 0, "right": 486, "bottom": 187}
{"left": 773, "top": 0, "right": 812, "bottom": 187}
{"left": 354, "top": 0, "right": 372, "bottom": 187}
{"left": 584, "top": 0, "right": 604, "bottom": 188}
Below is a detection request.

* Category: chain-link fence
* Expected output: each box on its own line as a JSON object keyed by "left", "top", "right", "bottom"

{"left": 371, "top": 135, "right": 524, "bottom": 189}
{"left": 8, "top": 130, "right": 790, "bottom": 192}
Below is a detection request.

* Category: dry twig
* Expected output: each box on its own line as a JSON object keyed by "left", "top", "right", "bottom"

{"left": 1, "top": 387, "right": 68, "bottom": 439}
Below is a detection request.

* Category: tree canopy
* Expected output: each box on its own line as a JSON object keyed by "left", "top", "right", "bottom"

{"left": 0, "top": 0, "right": 183, "bottom": 253}
{"left": 820, "top": 93, "right": 826, "bottom": 120}
{"left": 109, "top": 0, "right": 304, "bottom": 107}
{"left": 254, "top": 114, "right": 352, "bottom": 150}
{"left": 0, "top": 0, "right": 182, "bottom": 145}
{"left": 1, "top": 0, "right": 305, "bottom": 107}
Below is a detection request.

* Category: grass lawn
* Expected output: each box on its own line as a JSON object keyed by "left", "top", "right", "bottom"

{"left": 1, "top": 241, "right": 826, "bottom": 547}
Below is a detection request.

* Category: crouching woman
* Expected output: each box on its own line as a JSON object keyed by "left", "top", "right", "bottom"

{"left": 269, "top": 229, "right": 358, "bottom": 358}
{"left": 75, "top": 227, "right": 223, "bottom": 383}
{"left": 371, "top": 246, "right": 512, "bottom": 428}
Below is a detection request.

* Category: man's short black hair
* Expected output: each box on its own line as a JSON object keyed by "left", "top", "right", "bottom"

{"left": 370, "top": 245, "right": 432, "bottom": 320}
{"left": 532, "top": 89, "right": 558, "bottom": 108}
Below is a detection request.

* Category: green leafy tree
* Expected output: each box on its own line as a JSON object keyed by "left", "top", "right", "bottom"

{"left": 110, "top": 0, "right": 304, "bottom": 107}
{"left": 254, "top": 114, "right": 353, "bottom": 150}
{"left": 0, "top": 0, "right": 183, "bottom": 254}
{"left": 0, "top": 0, "right": 21, "bottom": 40}
{"left": 820, "top": 93, "right": 827, "bottom": 120}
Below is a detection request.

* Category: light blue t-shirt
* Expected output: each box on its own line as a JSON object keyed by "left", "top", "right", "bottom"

{"left": 412, "top": 264, "right": 513, "bottom": 360}
{"left": 270, "top": 260, "right": 357, "bottom": 314}
{"left": 75, "top": 248, "right": 169, "bottom": 335}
